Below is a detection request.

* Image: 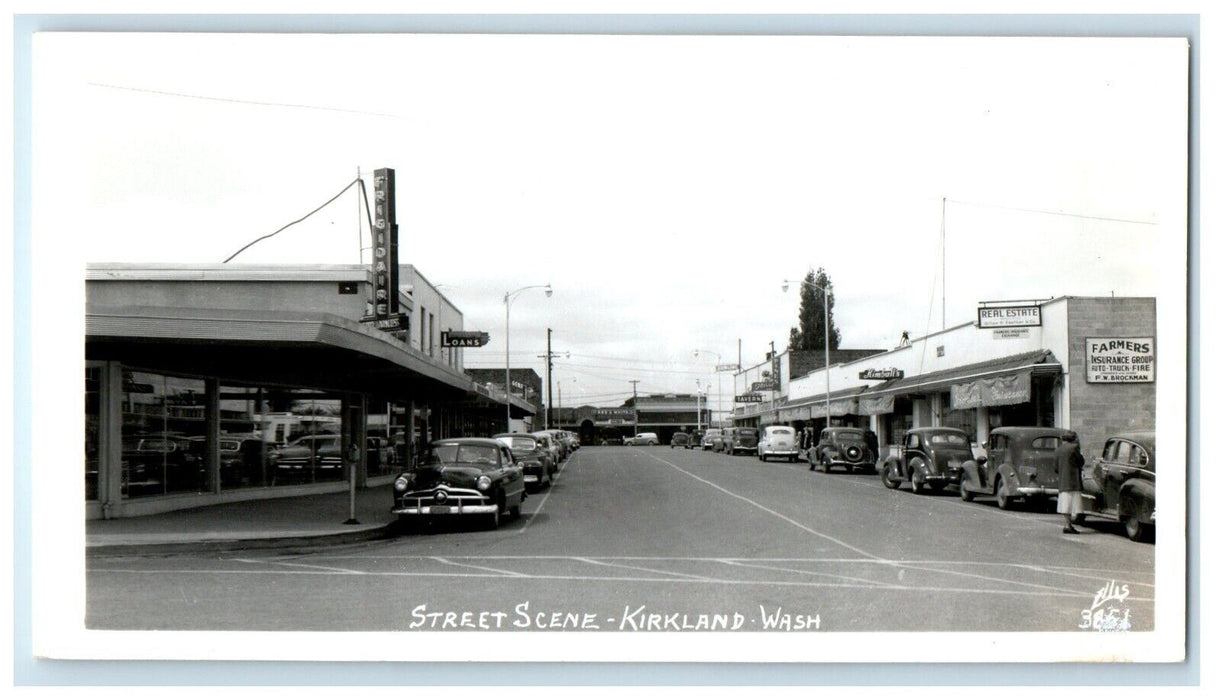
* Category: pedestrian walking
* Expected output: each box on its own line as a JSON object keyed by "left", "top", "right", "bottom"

{"left": 1056, "top": 431, "right": 1086, "bottom": 534}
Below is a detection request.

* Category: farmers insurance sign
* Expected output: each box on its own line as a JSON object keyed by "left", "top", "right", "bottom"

{"left": 1086, "top": 338, "right": 1155, "bottom": 383}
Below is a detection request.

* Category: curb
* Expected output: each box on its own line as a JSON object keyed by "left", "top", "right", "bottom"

{"left": 86, "top": 522, "right": 400, "bottom": 557}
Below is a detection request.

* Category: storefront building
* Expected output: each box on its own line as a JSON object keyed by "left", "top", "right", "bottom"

{"left": 779, "top": 296, "right": 1155, "bottom": 458}
{"left": 551, "top": 396, "right": 710, "bottom": 445}
{"left": 85, "top": 263, "right": 534, "bottom": 519}
{"left": 732, "top": 348, "right": 885, "bottom": 429}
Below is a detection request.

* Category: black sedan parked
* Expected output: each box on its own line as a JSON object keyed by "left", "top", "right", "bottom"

{"left": 391, "top": 438, "right": 526, "bottom": 530}
{"left": 881, "top": 427, "right": 974, "bottom": 493}
{"left": 493, "top": 432, "right": 556, "bottom": 490}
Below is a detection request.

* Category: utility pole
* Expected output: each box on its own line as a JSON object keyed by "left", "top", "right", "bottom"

{"left": 546, "top": 328, "right": 553, "bottom": 429}
{"left": 629, "top": 380, "right": 640, "bottom": 436}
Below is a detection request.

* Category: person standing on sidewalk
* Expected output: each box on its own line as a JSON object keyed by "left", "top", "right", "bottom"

{"left": 1056, "top": 431, "right": 1086, "bottom": 534}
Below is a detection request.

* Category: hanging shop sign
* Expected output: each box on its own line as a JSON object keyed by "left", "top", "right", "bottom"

{"left": 370, "top": 313, "right": 408, "bottom": 332}
{"left": 810, "top": 398, "right": 860, "bottom": 419}
{"left": 858, "top": 394, "right": 895, "bottom": 416}
{"left": 1086, "top": 337, "right": 1155, "bottom": 383}
{"left": 951, "top": 371, "right": 1032, "bottom": 410}
{"left": 978, "top": 304, "right": 1042, "bottom": 329}
{"left": 441, "top": 330, "right": 490, "bottom": 347}
{"left": 716, "top": 363, "right": 741, "bottom": 372}
{"left": 859, "top": 367, "right": 904, "bottom": 380}
{"left": 735, "top": 393, "right": 764, "bottom": 403}
{"left": 751, "top": 380, "right": 779, "bottom": 392}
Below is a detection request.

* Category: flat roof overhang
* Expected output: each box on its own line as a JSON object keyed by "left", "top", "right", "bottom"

{"left": 86, "top": 305, "right": 535, "bottom": 416}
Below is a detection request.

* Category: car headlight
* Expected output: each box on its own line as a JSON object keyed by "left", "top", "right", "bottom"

{"left": 476, "top": 476, "right": 492, "bottom": 491}
{"left": 394, "top": 476, "right": 411, "bottom": 491}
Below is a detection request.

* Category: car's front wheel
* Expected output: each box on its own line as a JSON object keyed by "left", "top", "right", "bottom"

{"left": 881, "top": 462, "right": 902, "bottom": 489}
{"left": 1124, "top": 515, "right": 1151, "bottom": 542}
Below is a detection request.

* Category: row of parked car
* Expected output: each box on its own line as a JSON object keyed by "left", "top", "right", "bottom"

{"left": 390, "top": 429, "right": 581, "bottom": 530}
{"left": 668, "top": 422, "right": 1156, "bottom": 542}
{"left": 866, "top": 425, "right": 1155, "bottom": 542}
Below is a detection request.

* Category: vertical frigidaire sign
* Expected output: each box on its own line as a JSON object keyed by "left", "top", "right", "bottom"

{"left": 372, "top": 168, "right": 401, "bottom": 324}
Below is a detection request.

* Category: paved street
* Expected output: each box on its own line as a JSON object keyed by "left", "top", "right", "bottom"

{"left": 87, "top": 446, "right": 1155, "bottom": 633}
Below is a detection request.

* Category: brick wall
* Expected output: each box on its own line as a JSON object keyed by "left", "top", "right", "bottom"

{"left": 1067, "top": 298, "right": 1157, "bottom": 457}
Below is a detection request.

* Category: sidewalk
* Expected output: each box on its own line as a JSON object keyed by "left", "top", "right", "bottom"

{"left": 86, "top": 484, "right": 399, "bottom": 554}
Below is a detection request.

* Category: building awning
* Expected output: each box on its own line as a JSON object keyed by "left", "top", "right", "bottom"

{"left": 857, "top": 350, "right": 1061, "bottom": 410}
{"left": 781, "top": 386, "right": 871, "bottom": 419}
{"left": 87, "top": 304, "right": 535, "bottom": 416}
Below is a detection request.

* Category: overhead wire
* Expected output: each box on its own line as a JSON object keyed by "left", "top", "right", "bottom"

{"left": 223, "top": 177, "right": 361, "bottom": 263}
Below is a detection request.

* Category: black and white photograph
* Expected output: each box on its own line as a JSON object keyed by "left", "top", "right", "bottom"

{"left": 19, "top": 12, "right": 1194, "bottom": 675}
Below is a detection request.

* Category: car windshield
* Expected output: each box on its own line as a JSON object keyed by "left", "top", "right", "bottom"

{"left": 501, "top": 437, "right": 537, "bottom": 451}
{"left": 426, "top": 444, "right": 500, "bottom": 465}
{"left": 769, "top": 428, "right": 794, "bottom": 435}
{"left": 928, "top": 432, "right": 969, "bottom": 446}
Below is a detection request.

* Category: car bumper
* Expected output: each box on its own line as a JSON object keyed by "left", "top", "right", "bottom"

{"left": 1013, "top": 486, "right": 1058, "bottom": 497}
{"left": 763, "top": 450, "right": 799, "bottom": 457}
{"left": 392, "top": 504, "right": 498, "bottom": 516}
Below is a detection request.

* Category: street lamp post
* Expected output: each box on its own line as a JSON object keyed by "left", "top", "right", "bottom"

{"left": 693, "top": 349, "right": 726, "bottom": 429}
{"left": 782, "top": 278, "right": 831, "bottom": 430}
{"left": 504, "top": 283, "right": 552, "bottom": 432}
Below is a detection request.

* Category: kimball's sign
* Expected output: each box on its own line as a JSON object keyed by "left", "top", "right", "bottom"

{"left": 441, "top": 330, "right": 490, "bottom": 348}
{"left": 371, "top": 168, "right": 400, "bottom": 320}
{"left": 736, "top": 393, "right": 764, "bottom": 403}
{"left": 751, "top": 380, "right": 779, "bottom": 392}
{"left": 1086, "top": 337, "right": 1155, "bottom": 383}
{"left": 978, "top": 304, "right": 1042, "bottom": 329}
{"left": 859, "top": 368, "right": 904, "bottom": 380}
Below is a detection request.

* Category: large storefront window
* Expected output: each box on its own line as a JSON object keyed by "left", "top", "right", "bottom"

{"left": 218, "top": 384, "right": 274, "bottom": 489}
{"left": 121, "top": 371, "right": 209, "bottom": 498}
{"left": 267, "top": 390, "right": 344, "bottom": 485}
{"left": 85, "top": 366, "right": 101, "bottom": 501}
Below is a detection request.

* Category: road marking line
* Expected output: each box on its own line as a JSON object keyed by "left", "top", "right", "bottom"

{"left": 574, "top": 556, "right": 716, "bottom": 581}
{"left": 86, "top": 567, "right": 1153, "bottom": 601}
{"left": 644, "top": 452, "right": 885, "bottom": 561}
{"left": 717, "top": 559, "right": 904, "bottom": 589}
{"left": 430, "top": 557, "right": 527, "bottom": 577}
{"left": 229, "top": 558, "right": 363, "bottom": 574}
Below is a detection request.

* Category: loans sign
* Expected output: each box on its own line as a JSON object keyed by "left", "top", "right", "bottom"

{"left": 1086, "top": 337, "right": 1155, "bottom": 383}
{"left": 978, "top": 305, "right": 1042, "bottom": 328}
{"left": 441, "top": 330, "right": 490, "bottom": 348}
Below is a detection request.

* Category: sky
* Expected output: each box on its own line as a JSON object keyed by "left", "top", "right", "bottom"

{"left": 35, "top": 32, "right": 1186, "bottom": 415}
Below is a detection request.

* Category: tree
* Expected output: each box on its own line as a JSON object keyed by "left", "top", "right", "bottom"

{"left": 787, "top": 268, "right": 842, "bottom": 352}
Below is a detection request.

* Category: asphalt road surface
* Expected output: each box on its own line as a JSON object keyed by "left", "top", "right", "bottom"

{"left": 87, "top": 445, "right": 1155, "bottom": 633}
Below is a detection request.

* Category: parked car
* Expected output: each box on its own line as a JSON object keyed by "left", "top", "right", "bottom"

{"left": 626, "top": 432, "right": 660, "bottom": 446}
{"left": 723, "top": 427, "right": 759, "bottom": 455}
{"left": 548, "top": 430, "right": 574, "bottom": 458}
{"left": 669, "top": 432, "right": 693, "bottom": 449}
{"left": 1077, "top": 431, "right": 1156, "bottom": 541}
{"left": 218, "top": 434, "right": 268, "bottom": 488}
{"left": 881, "top": 427, "right": 974, "bottom": 493}
{"left": 391, "top": 438, "right": 526, "bottom": 530}
{"left": 959, "top": 426, "right": 1072, "bottom": 509}
{"left": 530, "top": 431, "right": 563, "bottom": 465}
{"left": 710, "top": 430, "right": 731, "bottom": 452}
{"left": 494, "top": 432, "right": 556, "bottom": 490}
{"left": 270, "top": 433, "right": 343, "bottom": 482}
{"left": 701, "top": 428, "right": 722, "bottom": 451}
{"left": 757, "top": 425, "right": 800, "bottom": 462}
{"left": 121, "top": 432, "right": 206, "bottom": 493}
{"left": 810, "top": 427, "right": 879, "bottom": 473}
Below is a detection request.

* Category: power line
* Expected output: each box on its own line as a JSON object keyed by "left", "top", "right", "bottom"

{"left": 88, "top": 82, "right": 406, "bottom": 120}
{"left": 223, "top": 177, "right": 360, "bottom": 263}
{"left": 946, "top": 198, "right": 1157, "bottom": 226}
